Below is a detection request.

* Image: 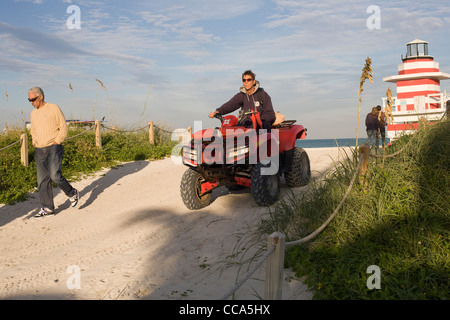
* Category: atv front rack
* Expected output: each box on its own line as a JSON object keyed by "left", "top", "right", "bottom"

{"left": 272, "top": 120, "right": 296, "bottom": 128}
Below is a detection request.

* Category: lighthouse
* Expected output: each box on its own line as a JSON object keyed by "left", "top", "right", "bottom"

{"left": 382, "top": 39, "right": 450, "bottom": 140}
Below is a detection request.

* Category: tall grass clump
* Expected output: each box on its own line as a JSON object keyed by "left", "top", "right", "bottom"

{"left": 356, "top": 57, "right": 373, "bottom": 149}
{"left": 0, "top": 125, "right": 177, "bottom": 205}
{"left": 259, "top": 118, "right": 449, "bottom": 299}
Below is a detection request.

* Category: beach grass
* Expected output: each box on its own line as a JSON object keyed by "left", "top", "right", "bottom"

{"left": 0, "top": 125, "right": 176, "bottom": 205}
{"left": 258, "top": 117, "right": 449, "bottom": 299}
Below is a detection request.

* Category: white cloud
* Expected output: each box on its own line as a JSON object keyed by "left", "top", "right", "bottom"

{"left": 1, "top": 0, "right": 450, "bottom": 138}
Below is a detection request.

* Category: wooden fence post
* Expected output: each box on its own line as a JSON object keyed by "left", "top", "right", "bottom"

{"left": 148, "top": 121, "right": 154, "bottom": 145}
{"left": 359, "top": 144, "right": 369, "bottom": 176}
{"left": 20, "top": 134, "right": 29, "bottom": 167}
{"left": 265, "top": 232, "right": 285, "bottom": 300}
{"left": 95, "top": 120, "right": 102, "bottom": 149}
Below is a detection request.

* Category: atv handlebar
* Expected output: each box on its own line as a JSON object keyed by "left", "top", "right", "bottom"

{"left": 214, "top": 110, "right": 258, "bottom": 124}
{"left": 214, "top": 113, "right": 224, "bottom": 122}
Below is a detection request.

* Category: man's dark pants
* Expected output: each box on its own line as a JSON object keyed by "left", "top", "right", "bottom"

{"left": 35, "top": 144, "right": 76, "bottom": 211}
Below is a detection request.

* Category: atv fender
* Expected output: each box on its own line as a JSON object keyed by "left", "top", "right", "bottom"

{"left": 278, "top": 125, "right": 306, "bottom": 153}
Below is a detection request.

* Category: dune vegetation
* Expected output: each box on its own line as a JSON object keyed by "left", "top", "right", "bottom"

{"left": 257, "top": 117, "right": 449, "bottom": 299}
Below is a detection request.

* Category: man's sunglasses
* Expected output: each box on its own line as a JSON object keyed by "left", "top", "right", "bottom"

{"left": 28, "top": 97, "right": 39, "bottom": 102}
{"left": 242, "top": 78, "right": 254, "bottom": 82}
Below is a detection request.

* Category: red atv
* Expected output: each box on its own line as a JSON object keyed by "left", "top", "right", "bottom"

{"left": 180, "top": 113, "right": 311, "bottom": 210}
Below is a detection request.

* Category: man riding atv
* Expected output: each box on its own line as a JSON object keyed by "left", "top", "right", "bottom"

{"left": 180, "top": 70, "right": 311, "bottom": 210}
{"left": 209, "top": 70, "right": 275, "bottom": 131}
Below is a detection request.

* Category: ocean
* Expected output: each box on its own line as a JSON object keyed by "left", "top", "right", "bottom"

{"left": 296, "top": 138, "right": 390, "bottom": 148}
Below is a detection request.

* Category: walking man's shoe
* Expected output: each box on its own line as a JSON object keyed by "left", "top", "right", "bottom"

{"left": 34, "top": 207, "right": 55, "bottom": 219}
{"left": 70, "top": 189, "right": 79, "bottom": 207}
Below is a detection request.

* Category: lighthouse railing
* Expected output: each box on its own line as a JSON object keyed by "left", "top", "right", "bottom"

{"left": 427, "top": 91, "right": 447, "bottom": 109}
{"left": 382, "top": 91, "right": 447, "bottom": 114}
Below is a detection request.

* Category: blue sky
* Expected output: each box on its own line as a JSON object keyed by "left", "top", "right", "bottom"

{"left": 1, "top": 0, "right": 449, "bottom": 138}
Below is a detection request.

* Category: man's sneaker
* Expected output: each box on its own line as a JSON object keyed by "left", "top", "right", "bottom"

{"left": 34, "top": 207, "right": 55, "bottom": 219}
{"left": 70, "top": 189, "right": 79, "bottom": 207}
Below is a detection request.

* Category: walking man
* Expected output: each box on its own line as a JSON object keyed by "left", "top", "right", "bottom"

{"left": 28, "top": 87, "right": 79, "bottom": 218}
{"left": 365, "top": 107, "right": 381, "bottom": 151}
{"left": 376, "top": 105, "right": 387, "bottom": 148}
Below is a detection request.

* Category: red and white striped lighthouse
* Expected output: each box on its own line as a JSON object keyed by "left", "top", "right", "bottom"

{"left": 382, "top": 39, "right": 450, "bottom": 140}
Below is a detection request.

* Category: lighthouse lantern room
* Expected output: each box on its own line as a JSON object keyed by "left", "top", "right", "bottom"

{"left": 382, "top": 39, "right": 450, "bottom": 140}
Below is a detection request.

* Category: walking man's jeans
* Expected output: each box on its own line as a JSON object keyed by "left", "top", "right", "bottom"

{"left": 377, "top": 126, "right": 386, "bottom": 148}
{"left": 367, "top": 130, "right": 378, "bottom": 149}
{"left": 35, "top": 144, "right": 76, "bottom": 211}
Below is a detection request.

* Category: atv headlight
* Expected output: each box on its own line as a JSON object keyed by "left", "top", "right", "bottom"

{"left": 226, "top": 145, "right": 249, "bottom": 163}
{"left": 182, "top": 146, "right": 197, "bottom": 159}
{"left": 182, "top": 145, "right": 199, "bottom": 165}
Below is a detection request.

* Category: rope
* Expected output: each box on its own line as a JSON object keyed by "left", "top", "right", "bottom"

{"left": 0, "top": 139, "right": 21, "bottom": 152}
{"left": 0, "top": 120, "right": 173, "bottom": 154}
{"left": 154, "top": 125, "right": 173, "bottom": 134}
{"left": 286, "top": 153, "right": 364, "bottom": 247}
{"left": 220, "top": 245, "right": 276, "bottom": 300}
{"left": 1, "top": 127, "right": 93, "bottom": 151}
{"left": 101, "top": 124, "right": 148, "bottom": 133}
{"left": 100, "top": 122, "right": 174, "bottom": 134}
{"left": 65, "top": 125, "right": 94, "bottom": 141}
{"left": 369, "top": 145, "right": 407, "bottom": 159}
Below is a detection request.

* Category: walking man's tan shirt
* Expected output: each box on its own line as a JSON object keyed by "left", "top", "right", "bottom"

{"left": 30, "top": 103, "right": 68, "bottom": 148}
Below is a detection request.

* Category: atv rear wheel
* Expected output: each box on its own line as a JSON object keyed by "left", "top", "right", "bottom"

{"left": 284, "top": 147, "right": 311, "bottom": 187}
{"left": 180, "top": 168, "right": 212, "bottom": 210}
{"left": 251, "top": 163, "right": 280, "bottom": 206}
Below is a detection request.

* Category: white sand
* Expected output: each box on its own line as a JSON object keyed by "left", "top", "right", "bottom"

{"left": 0, "top": 147, "right": 352, "bottom": 300}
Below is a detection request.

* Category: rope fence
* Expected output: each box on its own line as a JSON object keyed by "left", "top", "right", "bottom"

{"left": 220, "top": 143, "right": 406, "bottom": 300}
{"left": 100, "top": 124, "right": 148, "bottom": 133}
{"left": 99, "top": 121, "right": 190, "bottom": 146}
{"left": 1, "top": 120, "right": 191, "bottom": 165}
{"left": 219, "top": 244, "right": 277, "bottom": 300}
{"left": 65, "top": 125, "right": 95, "bottom": 141}
{"left": 0, "top": 139, "right": 21, "bottom": 152}
{"left": 285, "top": 152, "right": 364, "bottom": 247}
{"left": 369, "top": 143, "right": 408, "bottom": 159}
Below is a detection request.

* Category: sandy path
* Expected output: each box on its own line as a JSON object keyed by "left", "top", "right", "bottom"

{"left": 0, "top": 147, "right": 350, "bottom": 300}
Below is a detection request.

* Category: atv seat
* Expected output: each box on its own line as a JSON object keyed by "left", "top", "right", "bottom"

{"left": 272, "top": 120, "right": 297, "bottom": 128}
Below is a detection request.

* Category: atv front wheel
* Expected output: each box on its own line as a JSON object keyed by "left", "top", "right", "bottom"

{"left": 284, "top": 147, "right": 311, "bottom": 187}
{"left": 251, "top": 163, "right": 280, "bottom": 206}
{"left": 180, "top": 168, "right": 212, "bottom": 210}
